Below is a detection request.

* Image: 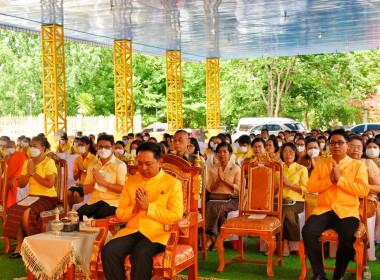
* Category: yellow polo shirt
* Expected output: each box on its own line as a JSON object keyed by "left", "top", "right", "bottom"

{"left": 21, "top": 157, "right": 58, "bottom": 197}
{"left": 84, "top": 155, "right": 127, "bottom": 207}
{"left": 234, "top": 147, "right": 254, "bottom": 163}
{"left": 114, "top": 169, "right": 183, "bottom": 245}
{"left": 73, "top": 153, "right": 97, "bottom": 184}
{"left": 307, "top": 156, "right": 369, "bottom": 219}
{"left": 283, "top": 162, "right": 308, "bottom": 202}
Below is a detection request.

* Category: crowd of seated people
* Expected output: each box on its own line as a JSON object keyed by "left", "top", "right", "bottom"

{"left": 0, "top": 127, "right": 379, "bottom": 280}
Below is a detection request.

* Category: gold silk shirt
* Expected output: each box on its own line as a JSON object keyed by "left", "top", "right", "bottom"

{"left": 113, "top": 169, "right": 184, "bottom": 245}
{"left": 283, "top": 162, "right": 308, "bottom": 202}
{"left": 307, "top": 156, "right": 369, "bottom": 219}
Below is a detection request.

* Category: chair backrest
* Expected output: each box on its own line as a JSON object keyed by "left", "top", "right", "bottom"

{"left": 128, "top": 154, "right": 202, "bottom": 214}
{"left": 239, "top": 160, "right": 283, "bottom": 219}
{"left": 46, "top": 153, "right": 68, "bottom": 214}
{"left": 0, "top": 162, "right": 8, "bottom": 214}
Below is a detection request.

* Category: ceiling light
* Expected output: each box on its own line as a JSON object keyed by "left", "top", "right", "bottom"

{"left": 318, "top": 32, "right": 322, "bottom": 38}
{"left": 284, "top": 12, "right": 288, "bottom": 24}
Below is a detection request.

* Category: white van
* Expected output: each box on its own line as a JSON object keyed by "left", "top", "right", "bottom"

{"left": 232, "top": 117, "right": 306, "bottom": 141}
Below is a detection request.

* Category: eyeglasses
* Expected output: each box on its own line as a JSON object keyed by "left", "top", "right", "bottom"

{"left": 329, "top": 141, "right": 347, "bottom": 146}
{"left": 98, "top": 145, "right": 112, "bottom": 150}
{"left": 349, "top": 144, "right": 362, "bottom": 150}
{"left": 283, "top": 150, "right": 295, "bottom": 155}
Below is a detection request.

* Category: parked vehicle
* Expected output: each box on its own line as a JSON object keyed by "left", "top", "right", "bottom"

{"left": 350, "top": 123, "right": 380, "bottom": 133}
{"left": 142, "top": 123, "right": 168, "bottom": 133}
{"left": 232, "top": 117, "right": 307, "bottom": 140}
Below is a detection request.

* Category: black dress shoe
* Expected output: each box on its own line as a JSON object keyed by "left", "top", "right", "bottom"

{"left": 333, "top": 277, "right": 343, "bottom": 280}
{"left": 312, "top": 273, "right": 328, "bottom": 280}
{"left": 9, "top": 253, "right": 21, "bottom": 259}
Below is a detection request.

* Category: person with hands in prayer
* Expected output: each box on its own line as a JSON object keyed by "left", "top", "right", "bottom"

{"left": 76, "top": 134, "right": 127, "bottom": 221}
{"left": 101, "top": 142, "right": 183, "bottom": 280}
{"left": 302, "top": 129, "right": 369, "bottom": 280}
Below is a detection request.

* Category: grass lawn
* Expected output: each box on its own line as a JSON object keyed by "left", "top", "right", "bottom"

{"left": 1, "top": 232, "right": 379, "bottom": 280}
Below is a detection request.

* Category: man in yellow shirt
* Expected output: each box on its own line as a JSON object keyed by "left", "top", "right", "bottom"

{"left": 77, "top": 134, "right": 127, "bottom": 221}
{"left": 102, "top": 142, "right": 183, "bottom": 280}
{"left": 302, "top": 129, "right": 369, "bottom": 280}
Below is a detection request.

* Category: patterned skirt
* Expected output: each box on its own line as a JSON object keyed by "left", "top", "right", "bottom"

{"left": 3, "top": 195, "right": 58, "bottom": 238}
{"left": 205, "top": 197, "right": 239, "bottom": 236}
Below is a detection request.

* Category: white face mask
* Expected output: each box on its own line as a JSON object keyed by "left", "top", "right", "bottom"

{"left": 114, "top": 148, "right": 124, "bottom": 155}
{"left": 78, "top": 146, "right": 87, "bottom": 154}
{"left": 17, "top": 141, "right": 21, "bottom": 145}
{"left": 30, "top": 147, "right": 41, "bottom": 158}
{"left": 278, "top": 142, "right": 283, "bottom": 147}
{"left": 143, "top": 136, "right": 149, "bottom": 141}
{"left": 368, "top": 135, "right": 373, "bottom": 138}
{"left": 213, "top": 145, "right": 218, "bottom": 151}
{"left": 319, "top": 143, "right": 325, "bottom": 149}
{"left": 366, "top": 148, "right": 379, "bottom": 159}
{"left": 240, "top": 146, "right": 248, "bottom": 153}
{"left": 73, "top": 142, "right": 78, "bottom": 147}
{"left": 6, "top": 148, "right": 15, "bottom": 155}
{"left": 226, "top": 140, "right": 230, "bottom": 144}
{"left": 210, "top": 142, "right": 215, "bottom": 148}
{"left": 21, "top": 141, "right": 29, "bottom": 147}
{"left": 289, "top": 136, "right": 295, "bottom": 141}
{"left": 131, "top": 149, "right": 137, "bottom": 157}
{"left": 0, "top": 140, "right": 6, "bottom": 146}
{"left": 59, "top": 140, "right": 65, "bottom": 145}
{"left": 307, "top": 148, "right": 319, "bottom": 158}
{"left": 98, "top": 148, "right": 112, "bottom": 159}
{"left": 297, "top": 146, "right": 305, "bottom": 152}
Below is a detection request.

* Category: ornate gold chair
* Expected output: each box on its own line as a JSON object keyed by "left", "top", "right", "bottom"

{"left": 197, "top": 180, "right": 207, "bottom": 260}
{"left": 298, "top": 193, "right": 368, "bottom": 280}
{"left": 0, "top": 161, "right": 12, "bottom": 253}
{"left": 39, "top": 153, "right": 68, "bottom": 232}
{"left": 89, "top": 154, "right": 202, "bottom": 280}
{"left": 216, "top": 158, "right": 283, "bottom": 278}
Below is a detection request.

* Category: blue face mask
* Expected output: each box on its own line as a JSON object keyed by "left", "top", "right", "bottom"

{"left": 123, "top": 140, "right": 128, "bottom": 145}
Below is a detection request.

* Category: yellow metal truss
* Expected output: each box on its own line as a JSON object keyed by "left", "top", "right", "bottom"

{"left": 41, "top": 24, "right": 67, "bottom": 136}
{"left": 114, "top": 40, "right": 134, "bottom": 134}
{"left": 166, "top": 50, "right": 183, "bottom": 132}
{"left": 206, "top": 58, "right": 220, "bottom": 129}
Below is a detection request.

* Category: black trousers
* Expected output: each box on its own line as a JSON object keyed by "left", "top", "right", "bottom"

{"left": 77, "top": 201, "right": 116, "bottom": 221}
{"left": 302, "top": 210, "right": 359, "bottom": 278}
{"left": 102, "top": 232, "right": 166, "bottom": 280}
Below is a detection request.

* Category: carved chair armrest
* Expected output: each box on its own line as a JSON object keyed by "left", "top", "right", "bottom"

{"left": 90, "top": 216, "right": 125, "bottom": 271}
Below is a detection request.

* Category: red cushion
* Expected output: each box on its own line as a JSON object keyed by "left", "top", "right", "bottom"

{"left": 124, "top": 244, "right": 194, "bottom": 268}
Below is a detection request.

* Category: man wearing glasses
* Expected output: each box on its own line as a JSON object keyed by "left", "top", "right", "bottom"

{"left": 77, "top": 134, "right": 127, "bottom": 221}
{"left": 302, "top": 129, "right": 369, "bottom": 280}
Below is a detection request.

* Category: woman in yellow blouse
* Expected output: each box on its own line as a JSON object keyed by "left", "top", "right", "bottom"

{"left": 3, "top": 136, "right": 57, "bottom": 258}
{"left": 280, "top": 142, "right": 308, "bottom": 256}
{"left": 55, "top": 134, "right": 71, "bottom": 153}
{"left": 318, "top": 135, "right": 330, "bottom": 158}
{"left": 299, "top": 138, "right": 322, "bottom": 177}
{"left": 17, "top": 136, "right": 31, "bottom": 158}
{"left": 67, "top": 136, "right": 98, "bottom": 209}
{"left": 205, "top": 142, "right": 241, "bottom": 250}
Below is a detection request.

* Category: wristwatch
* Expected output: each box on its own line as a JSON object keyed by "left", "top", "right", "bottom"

{"left": 31, "top": 172, "right": 36, "bottom": 176}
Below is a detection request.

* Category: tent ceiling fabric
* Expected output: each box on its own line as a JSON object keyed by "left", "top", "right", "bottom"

{"left": 1, "top": 0, "right": 380, "bottom": 62}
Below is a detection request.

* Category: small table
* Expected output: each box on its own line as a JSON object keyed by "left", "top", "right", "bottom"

{"left": 21, "top": 231, "right": 98, "bottom": 280}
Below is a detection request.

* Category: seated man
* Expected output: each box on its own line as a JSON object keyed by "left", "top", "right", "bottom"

{"left": 77, "top": 134, "right": 127, "bottom": 221}
{"left": 302, "top": 129, "right": 369, "bottom": 280}
{"left": 101, "top": 142, "right": 183, "bottom": 280}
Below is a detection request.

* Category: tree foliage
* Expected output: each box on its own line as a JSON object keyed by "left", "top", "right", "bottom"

{"left": 0, "top": 29, "right": 379, "bottom": 130}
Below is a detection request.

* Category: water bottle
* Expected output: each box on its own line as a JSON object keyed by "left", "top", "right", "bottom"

{"left": 363, "top": 266, "right": 371, "bottom": 280}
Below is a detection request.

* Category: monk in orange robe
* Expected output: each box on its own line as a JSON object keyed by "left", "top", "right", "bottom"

{"left": 4, "top": 141, "right": 28, "bottom": 209}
